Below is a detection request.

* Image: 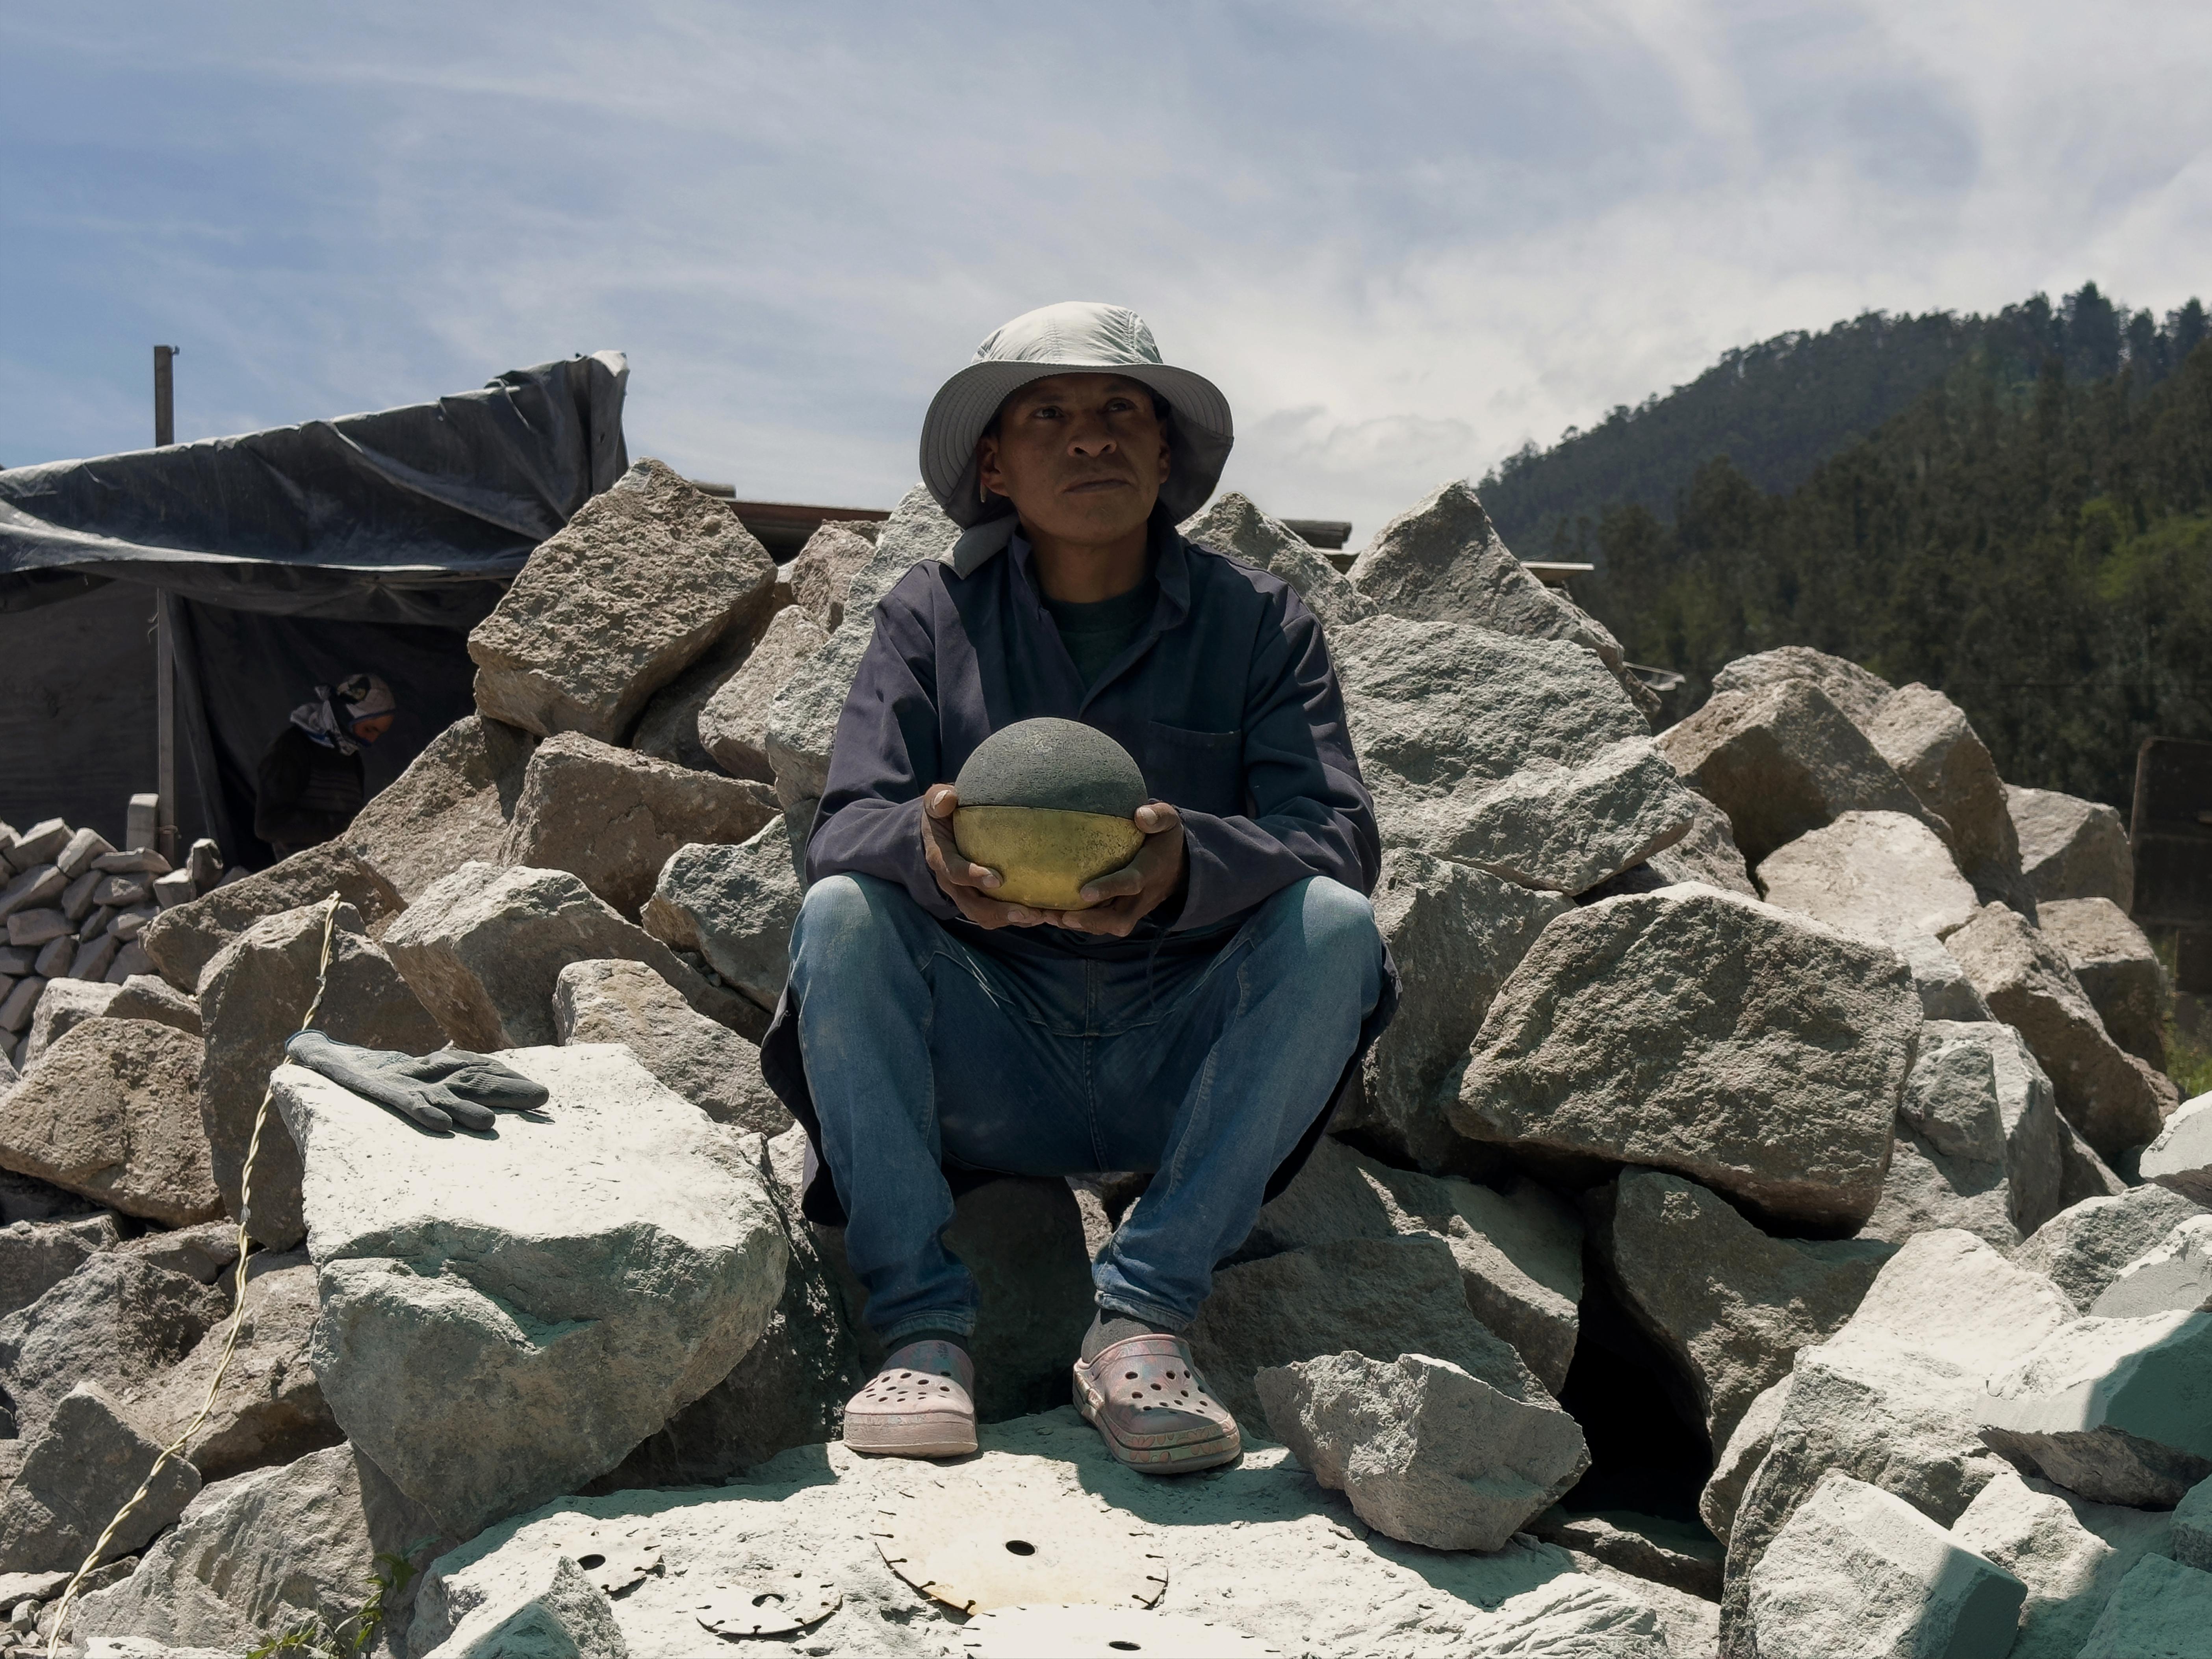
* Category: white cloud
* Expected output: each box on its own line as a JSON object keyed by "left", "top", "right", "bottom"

{"left": 2, "top": 0, "right": 2207, "bottom": 540}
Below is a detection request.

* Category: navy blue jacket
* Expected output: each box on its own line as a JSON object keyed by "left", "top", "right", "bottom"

{"left": 759, "top": 518, "right": 1398, "bottom": 1222}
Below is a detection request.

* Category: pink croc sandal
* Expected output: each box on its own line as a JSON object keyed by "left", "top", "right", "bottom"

{"left": 1073, "top": 1332, "right": 1241, "bottom": 1473}
{"left": 842, "top": 1339, "right": 978, "bottom": 1459}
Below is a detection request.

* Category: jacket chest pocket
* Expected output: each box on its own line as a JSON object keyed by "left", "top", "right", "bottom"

{"left": 1143, "top": 721, "right": 1244, "bottom": 817}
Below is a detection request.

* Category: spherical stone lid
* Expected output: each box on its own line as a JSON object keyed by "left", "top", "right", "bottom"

{"left": 954, "top": 718, "right": 1146, "bottom": 817}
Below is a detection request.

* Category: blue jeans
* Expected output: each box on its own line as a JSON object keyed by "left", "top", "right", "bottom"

{"left": 789, "top": 872, "right": 1386, "bottom": 1345}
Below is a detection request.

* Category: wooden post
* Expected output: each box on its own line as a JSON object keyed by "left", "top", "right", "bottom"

{"left": 154, "top": 347, "right": 179, "bottom": 859}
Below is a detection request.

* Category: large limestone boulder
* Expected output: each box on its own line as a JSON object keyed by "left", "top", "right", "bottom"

{"left": 0, "top": 1018, "right": 221, "bottom": 1225}
{"left": 198, "top": 902, "right": 447, "bottom": 1249}
{"left": 1978, "top": 1309, "right": 2212, "bottom": 1506}
{"left": 1329, "top": 849, "right": 1567, "bottom": 1177}
{"left": 343, "top": 713, "right": 538, "bottom": 903}
{"left": 765, "top": 484, "right": 958, "bottom": 802}
{"left": 696, "top": 605, "right": 830, "bottom": 781}
{"left": 1700, "top": 1375, "right": 1792, "bottom": 1544}
{"left": 0, "top": 1212, "right": 119, "bottom": 1319}
{"left": 2039, "top": 896, "right": 2168, "bottom": 1070}
{"left": 786, "top": 519, "right": 879, "bottom": 632}
{"left": 2179, "top": 1478, "right": 2212, "bottom": 1570}
{"left": 1753, "top": 809, "right": 1980, "bottom": 944}
{"left": 21, "top": 976, "right": 120, "bottom": 1070}
{"left": 1745, "top": 1470, "right": 2025, "bottom": 1659}
{"left": 467, "top": 458, "right": 778, "bottom": 742}
{"left": 0, "top": 1252, "right": 226, "bottom": 1438}
{"left": 276, "top": 1043, "right": 788, "bottom": 1537}
{"left": 2077, "top": 1554, "right": 2212, "bottom": 1657}
{"left": 2095, "top": 1214, "right": 2212, "bottom": 1317}
{"left": 1897, "top": 932, "right": 1992, "bottom": 1021}
{"left": 0, "top": 1383, "right": 201, "bottom": 1573}
{"left": 1237, "top": 1136, "right": 1583, "bottom": 1393}
{"left": 1719, "top": 1230, "right": 2075, "bottom": 1657}
{"left": 2012, "top": 1183, "right": 2209, "bottom": 1312}
{"left": 587, "top": 1128, "right": 862, "bottom": 1490}
{"left": 141, "top": 843, "right": 403, "bottom": 996}
{"left": 552, "top": 959, "right": 787, "bottom": 1134}
{"left": 625, "top": 600, "right": 778, "bottom": 774}
{"left": 380, "top": 862, "right": 746, "bottom": 1051}
{"left": 1952, "top": 1465, "right": 2178, "bottom": 1659}
{"left": 497, "top": 732, "right": 778, "bottom": 919}
{"left": 2008, "top": 784, "right": 2133, "bottom": 908}
{"left": 1185, "top": 1233, "right": 1559, "bottom": 1432}
{"left": 640, "top": 816, "right": 803, "bottom": 1015}
{"left": 1331, "top": 614, "right": 1696, "bottom": 892}
{"left": 1641, "top": 790, "right": 1759, "bottom": 896}
{"left": 1864, "top": 683, "right": 2026, "bottom": 901}
{"left": 1710, "top": 644, "right": 1894, "bottom": 726}
{"left": 1344, "top": 479, "right": 1655, "bottom": 716}
{"left": 1179, "top": 491, "right": 1375, "bottom": 629}
{"left": 1256, "top": 1350, "right": 1588, "bottom": 1552}
{"left": 1598, "top": 1168, "right": 1893, "bottom": 1453}
{"left": 106, "top": 973, "right": 200, "bottom": 1036}
{"left": 1947, "top": 902, "right": 2176, "bottom": 1160}
{"left": 126, "top": 1261, "right": 339, "bottom": 1483}
{"left": 1454, "top": 885, "right": 1920, "bottom": 1229}
{"left": 1859, "top": 1019, "right": 2068, "bottom": 1251}
{"left": 72, "top": 1442, "right": 447, "bottom": 1655}
{"left": 2143, "top": 1093, "right": 2212, "bottom": 1206}
{"left": 1657, "top": 679, "right": 1942, "bottom": 866}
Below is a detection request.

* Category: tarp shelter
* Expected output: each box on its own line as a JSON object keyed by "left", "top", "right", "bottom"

{"left": 0, "top": 353, "right": 627, "bottom": 866}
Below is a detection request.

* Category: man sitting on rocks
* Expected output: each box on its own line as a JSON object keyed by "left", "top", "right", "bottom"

{"left": 761, "top": 301, "right": 1394, "bottom": 1472}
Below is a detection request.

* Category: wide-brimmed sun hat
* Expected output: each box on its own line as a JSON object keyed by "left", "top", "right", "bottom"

{"left": 920, "top": 302, "right": 1235, "bottom": 546}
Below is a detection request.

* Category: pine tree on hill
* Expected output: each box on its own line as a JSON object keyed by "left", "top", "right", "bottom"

{"left": 1482, "top": 286, "right": 2203, "bottom": 555}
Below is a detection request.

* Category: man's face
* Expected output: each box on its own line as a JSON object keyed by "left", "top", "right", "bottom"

{"left": 976, "top": 373, "right": 1171, "bottom": 548}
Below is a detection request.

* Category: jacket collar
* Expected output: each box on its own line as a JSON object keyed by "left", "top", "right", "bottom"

{"left": 997, "top": 510, "right": 1191, "bottom": 635}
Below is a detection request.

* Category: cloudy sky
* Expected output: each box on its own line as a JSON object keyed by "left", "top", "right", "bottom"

{"left": 5, "top": 1, "right": 2209, "bottom": 538}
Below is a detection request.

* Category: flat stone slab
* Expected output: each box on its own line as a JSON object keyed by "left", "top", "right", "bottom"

{"left": 414, "top": 1408, "right": 1675, "bottom": 1659}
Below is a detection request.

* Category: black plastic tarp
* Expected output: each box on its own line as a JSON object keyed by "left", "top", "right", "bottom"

{"left": 0, "top": 353, "right": 627, "bottom": 861}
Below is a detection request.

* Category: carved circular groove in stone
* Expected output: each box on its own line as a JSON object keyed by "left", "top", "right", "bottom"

{"left": 872, "top": 1470, "right": 1168, "bottom": 1614}
{"left": 692, "top": 1571, "right": 842, "bottom": 1637}
{"left": 959, "top": 1604, "right": 1280, "bottom": 1657}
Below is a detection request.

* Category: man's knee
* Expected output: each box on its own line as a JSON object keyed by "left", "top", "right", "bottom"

{"left": 792, "top": 871, "right": 921, "bottom": 969}
{"left": 1251, "top": 876, "right": 1381, "bottom": 990}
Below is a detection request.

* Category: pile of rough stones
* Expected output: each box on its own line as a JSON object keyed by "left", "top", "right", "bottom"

{"left": 0, "top": 456, "right": 2204, "bottom": 1658}
{"left": 0, "top": 798, "right": 238, "bottom": 1075}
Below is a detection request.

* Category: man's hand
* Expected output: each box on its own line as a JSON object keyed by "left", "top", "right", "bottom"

{"left": 1052, "top": 802, "right": 1186, "bottom": 938}
{"left": 922, "top": 784, "right": 1051, "bottom": 929}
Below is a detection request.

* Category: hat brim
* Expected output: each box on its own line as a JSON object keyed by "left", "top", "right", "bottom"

{"left": 920, "top": 360, "right": 1234, "bottom": 529}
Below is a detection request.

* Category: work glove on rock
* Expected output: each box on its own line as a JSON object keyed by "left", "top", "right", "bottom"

{"left": 284, "top": 1029, "right": 550, "bottom": 1133}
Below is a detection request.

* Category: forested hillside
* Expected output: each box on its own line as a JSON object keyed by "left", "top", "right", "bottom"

{"left": 1483, "top": 285, "right": 2208, "bottom": 557}
{"left": 1564, "top": 321, "right": 2212, "bottom": 811}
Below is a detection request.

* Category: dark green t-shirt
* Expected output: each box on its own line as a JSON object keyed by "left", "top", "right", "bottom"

{"left": 1042, "top": 575, "right": 1158, "bottom": 688}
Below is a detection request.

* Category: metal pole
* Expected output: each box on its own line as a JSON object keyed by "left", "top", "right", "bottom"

{"left": 153, "top": 346, "right": 177, "bottom": 448}
{"left": 154, "top": 347, "right": 180, "bottom": 860}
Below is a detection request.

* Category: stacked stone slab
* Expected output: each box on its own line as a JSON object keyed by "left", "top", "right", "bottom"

{"left": 0, "top": 806, "right": 234, "bottom": 1072}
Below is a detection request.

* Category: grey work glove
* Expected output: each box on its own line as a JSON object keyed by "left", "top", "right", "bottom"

{"left": 284, "top": 1030, "right": 550, "bottom": 1133}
